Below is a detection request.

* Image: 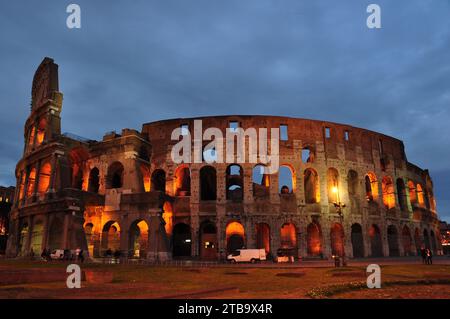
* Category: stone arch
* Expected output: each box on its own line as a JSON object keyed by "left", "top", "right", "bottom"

{"left": 200, "top": 221, "right": 217, "bottom": 260}
{"left": 88, "top": 167, "right": 100, "bottom": 193}
{"left": 327, "top": 168, "right": 339, "bottom": 203}
{"left": 369, "top": 224, "right": 383, "bottom": 257}
{"left": 106, "top": 162, "right": 124, "bottom": 189}
{"left": 307, "top": 222, "right": 322, "bottom": 256}
{"left": 416, "top": 184, "right": 425, "bottom": 207}
{"left": 279, "top": 165, "right": 295, "bottom": 194}
{"left": 163, "top": 201, "right": 173, "bottom": 236}
{"left": 280, "top": 223, "right": 297, "bottom": 249}
{"left": 365, "top": 172, "right": 379, "bottom": 202}
{"left": 151, "top": 169, "right": 166, "bottom": 192}
{"left": 200, "top": 166, "right": 216, "bottom": 200}
{"left": 101, "top": 221, "right": 121, "bottom": 255}
{"left": 26, "top": 167, "right": 36, "bottom": 198}
{"left": 174, "top": 165, "right": 191, "bottom": 196}
{"left": 18, "top": 223, "right": 29, "bottom": 255}
{"left": 226, "top": 164, "right": 243, "bottom": 200}
{"left": 172, "top": 223, "right": 191, "bottom": 257}
{"left": 382, "top": 176, "right": 396, "bottom": 209}
{"left": 351, "top": 223, "right": 364, "bottom": 258}
{"left": 69, "top": 147, "right": 89, "bottom": 190}
{"left": 37, "top": 161, "right": 52, "bottom": 197}
{"left": 129, "top": 219, "right": 149, "bottom": 258}
{"left": 387, "top": 225, "right": 399, "bottom": 256}
{"left": 252, "top": 164, "right": 270, "bottom": 197}
{"left": 30, "top": 219, "right": 44, "bottom": 255}
{"left": 402, "top": 225, "right": 413, "bottom": 256}
{"left": 256, "top": 223, "right": 271, "bottom": 254}
{"left": 226, "top": 221, "right": 245, "bottom": 254}
{"left": 330, "top": 223, "right": 345, "bottom": 256}
{"left": 414, "top": 228, "right": 421, "bottom": 254}
{"left": 140, "top": 164, "right": 150, "bottom": 192}
{"left": 304, "top": 168, "right": 320, "bottom": 204}
{"left": 36, "top": 117, "right": 47, "bottom": 145}
{"left": 396, "top": 178, "right": 408, "bottom": 211}
{"left": 408, "top": 181, "right": 417, "bottom": 206}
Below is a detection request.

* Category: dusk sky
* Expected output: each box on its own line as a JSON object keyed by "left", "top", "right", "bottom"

{"left": 0, "top": 1, "right": 449, "bottom": 221}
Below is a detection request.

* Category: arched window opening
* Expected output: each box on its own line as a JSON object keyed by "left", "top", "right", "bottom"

{"left": 256, "top": 223, "right": 270, "bottom": 254}
{"left": 101, "top": 221, "right": 121, "bottom": 255}
{"left": 163, "top": 202, "right": 173, "bottom": 236}
{"left": 172, "top": 223, "right": 191, "bottom": 257}
{"left": 408, "top": 181, "right": 417, "bottom": 206}
{"left": 174, "top": 165, "right": 191, "bottom": 196}
{"left": 26, "top": 168, "right": 36, "bottom": 198}
{"left": 327, "top": 168, "right": 339, "bottom": 203}
{"left": 301, "top": 146, "right": 314, "bottom": 163}
{"left": 200, "top": 166, "right": 216, "bottom": 200}
{"left": 140, "top": 165, "right": 150, "bottom": 192}
{"left": 36, "top": 118, "right": 47, "bottom": 145}
{"left": 402, "top": 226, "right": 413, "bottom": 256}
{"left": 129, "top": 220, "right": 149, "bottom": 258}
{"left": 28, "top": 127, "right": 36, "bottom": 148}
{"left": 387, "top": 225, "right": 399, "bottom": 256}
{"left": 151, "top": 169, "right": 166, "bottom": 193}
{"left": 365, "top": 172, "right": 378, "bottom": 202}
{"left": 382, "top": 176, "right": 396, "bottom": 209}
{"left": 226, "top": 165, "right": 243, "bottom": 201}
{"left": 252, "top": 165, "right": 270, "bottom": 197}
{"left": 416, "top": 184, "right": 425, "bottom": 207}
{"left": 200, "top": 221, "right": 217, "bottom": 260}
{"left": 279, "top": 165, "right": 294, "bottom": 194}
{"left": 396, "top": 178, "right": 408, "bottom": 211}
{"left": 37, "top": 162, "right": 52, "bottom": 196}
{"left": 304, "top": 168, "right": 320, "bottom": 204}
{"left": 88, "top": 167, "right": 100, "bottom": 193}
{"left": 330, "top": 223, "right": 345, "bottom": 257}
{"left": 107, "top": 162, "right": 124, "bottom": 189}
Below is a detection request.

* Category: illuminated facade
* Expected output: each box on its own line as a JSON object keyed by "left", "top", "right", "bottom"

{"left": 0, "top": 186, "right": 15, "bottom": 254}
{"left": 6, "top": 57, "right": 443, "bottom": 260}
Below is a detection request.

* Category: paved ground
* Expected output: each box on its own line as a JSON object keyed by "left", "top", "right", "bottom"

{"left": 0, "top": 257, "right": 449, "bottom": 299}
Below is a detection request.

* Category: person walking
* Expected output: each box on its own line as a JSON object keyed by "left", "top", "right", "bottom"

{"left": 426, "top": 248, "right": 433, "bottom": 265}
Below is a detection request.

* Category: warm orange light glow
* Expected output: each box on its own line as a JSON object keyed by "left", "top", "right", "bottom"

{"left": 332, "top": 186, "right": 338, "bottom": 194}
{"left": 141, "top": 164, "right": 150, "bottom": 192}
{"left": 417, "top": 184, "right": 425, "bottom": 206}
{"left": 280, "top": 223, "right": 297, "bottom": 248}
{"left": 163, "top": 202, "right": 173, "bottom": 235}
{"left": 37, "top": 162, "right": 51, "bottom": 194}
{"left": 36, "top": 118, "right": 47, "bottom": 145}
{"left": 382, "top": 176, "right": 396, "bottom": 209}
{"left": 26, "top": 168, "right": 36, "bottom": 197}
{"left": 226, "top": 222, "right": 245, "bottom": 241}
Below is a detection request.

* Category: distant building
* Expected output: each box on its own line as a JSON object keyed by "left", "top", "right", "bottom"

{"left": 0, "top": 186, "right": 15, "bottom": 254}
{"left": 439, "top": 220, "right": 450, "bottom": 255}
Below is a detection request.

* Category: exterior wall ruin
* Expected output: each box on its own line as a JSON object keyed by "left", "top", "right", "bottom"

{"left": 6, "top": 57, "right": 443, "bottom": 261}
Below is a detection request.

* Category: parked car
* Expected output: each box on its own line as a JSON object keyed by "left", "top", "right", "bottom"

{"left": 227, "top": 249, "right": 266, "bottom": 263}
{"left": 275, "top": 248, "right": 296, "bottom": 263}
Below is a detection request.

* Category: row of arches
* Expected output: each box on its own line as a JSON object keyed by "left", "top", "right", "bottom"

{"left": 89, "top": 217, "right": 440, "bottom": 259}
{"left": 18, "top": 161, "right": 52, "bottom": 201}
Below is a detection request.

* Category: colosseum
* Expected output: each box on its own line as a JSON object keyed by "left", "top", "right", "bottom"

{"left": 6, "top": 57, "right": 443, "bottom": 261}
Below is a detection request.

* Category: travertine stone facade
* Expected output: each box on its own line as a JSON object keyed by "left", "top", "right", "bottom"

{"left": 6, "top": 57, "right": 443, "bottom": 261}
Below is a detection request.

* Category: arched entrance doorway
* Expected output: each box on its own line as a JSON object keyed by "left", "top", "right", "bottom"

{"left": 129, "top": 220, "right": 149, "bottom": 258}
{"left": 84, "top": 223, "right": 95, "bottom": 257}
{"left": 423, "top": 229, "right": 430, "bottom": 249}
{"left": 430, "top": 230, "right": 437, "bottom": 254}
{"left": 200, "top": 221, "right": 217, "bottom": 260}
{"left": 402, "top": 225, "right": 413, "bottom": 256}
{"left": 330, "top": 223, "right": 345, "bottom": 257}
{"left": 387, "top": 225, "right": 400, "bottom": 256}
{"left": 351, "top": 223, "right": 364, "bottom": 258}
{"left": 256, "top": 223, "right": 271, "bottom": 254}
{"left": 101, "top": 221, "right": 121, "bottom": 256}
{"left": 369, "top": 224, "right": 383, "bottom": 257}
{"left": 226, "top": 222, "right": 245, "bottom": 254}
{"left": 414, "top": 228, "right": 421, "bottom": 254}
{"left": 18, "top": 223, "right": 29, "bottom": 255}
{"left": 306, "top": 222, "right": 322, "bottom": 257}
{"left": 30, "top": 220, "right": 44, "bottom": 255}
{"left": 172, "top": 223, "right": 191, "bottom": 257}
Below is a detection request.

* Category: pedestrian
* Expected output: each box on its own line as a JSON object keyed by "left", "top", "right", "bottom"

{"left": 426, "top": 249, "right": 433, "bottom": 265}
{"left": 420, "top": 247, "right": 426, "bottom": 264}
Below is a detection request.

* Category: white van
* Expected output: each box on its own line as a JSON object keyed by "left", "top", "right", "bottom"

{"left": 227, "top": 249, "right": 266, "bottom": 263}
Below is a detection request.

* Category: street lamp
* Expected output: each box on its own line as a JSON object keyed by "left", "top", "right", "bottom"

{"left": 332, "top": 186, "right": 347, "bottom": 266}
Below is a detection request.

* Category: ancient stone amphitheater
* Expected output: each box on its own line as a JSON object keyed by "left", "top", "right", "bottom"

{"left": 6, "top": 57, "right": 442, "bottom": 260}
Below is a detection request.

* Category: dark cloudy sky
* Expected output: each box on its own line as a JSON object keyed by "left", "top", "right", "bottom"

{"left": 0, "top": 1, "right": 449, "bottom": 221}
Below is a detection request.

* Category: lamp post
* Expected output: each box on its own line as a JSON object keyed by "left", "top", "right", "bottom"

{"left": 332, "top": 186, "right": 347, "bottom": 266}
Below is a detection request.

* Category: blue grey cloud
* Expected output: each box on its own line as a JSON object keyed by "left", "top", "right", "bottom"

{"left": 0, "top": 0, "right": 449, "bottom": 221}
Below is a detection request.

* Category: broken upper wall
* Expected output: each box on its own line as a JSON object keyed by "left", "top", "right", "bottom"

{"left": 141, "top": 115, "right": 408, "bottom": 171}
